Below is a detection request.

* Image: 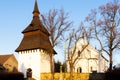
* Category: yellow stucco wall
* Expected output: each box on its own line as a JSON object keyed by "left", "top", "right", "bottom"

{"left": 3, "top": 55, "right": 18, "bottom": 72}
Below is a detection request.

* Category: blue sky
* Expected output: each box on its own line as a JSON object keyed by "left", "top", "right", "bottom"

{"left": 1, "top": 0, "right": 120, "bottom": 65}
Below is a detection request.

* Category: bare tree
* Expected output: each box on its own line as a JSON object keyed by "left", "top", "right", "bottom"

{"left": 85, "top": 0, "right": 120, "bottom": 71}
{"left": 66, "top": 23, "right": 92, "bottom": 80}
{"left": 41, "top": 9, "right": 72, "bottom": 80}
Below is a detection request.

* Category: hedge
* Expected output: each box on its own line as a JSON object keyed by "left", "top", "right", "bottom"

{"left": 0, "top": 72, "right": 24, "bottom": 80}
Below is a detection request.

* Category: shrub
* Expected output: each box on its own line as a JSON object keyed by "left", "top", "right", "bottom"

{"left": 0, "top": 72, "right": 24, "bottom": 80}
{"left": 105, "top": 68, "right": 120, "bottom": 80}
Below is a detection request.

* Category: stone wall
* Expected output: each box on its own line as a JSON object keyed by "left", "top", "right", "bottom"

{"left": 41, "top": 73, "right": 105, "bottom": 80}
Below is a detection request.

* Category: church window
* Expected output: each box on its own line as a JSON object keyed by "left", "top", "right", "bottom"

{"left": 90, "top": 66, "right": 92, "bottom": 72}
{"left": 27, "top": 68, "right": 32, "bottom": 78}
{"left": 77, "top": 67, "right": 82, "bottom": 73}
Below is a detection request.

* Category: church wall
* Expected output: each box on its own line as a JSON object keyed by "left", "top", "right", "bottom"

{"left": 40, "top": 50, "right": 51, "bottom": 73}
{"left": 18, "top": 49, "right": 51, "bottom": 80}
{"left": 67, "top": 39, "right": 108, "bottom": 73}
{"left": 74, "top": 59, "right": 99, "bottom": 73}
{"left": 89, "top": 59, "right": 98, "bottom": 72}
{"left": 99, "top": 56, "right": 108, "bottom": 72}
{"left": 18, "top": 49, "right": 41, "bottom": 80}
{"left": 74, "top": 59, "right": 89, "bottom": 73}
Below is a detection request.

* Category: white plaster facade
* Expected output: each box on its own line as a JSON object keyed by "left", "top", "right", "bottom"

{"left": 18, "top": 49, "right": 50, "bottom": 80}
{"left": 67, "top": 39, "right": 108, "bottom": 73}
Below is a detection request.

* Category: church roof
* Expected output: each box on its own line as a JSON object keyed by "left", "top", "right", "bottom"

{"left": 15, "top": 1, "right": 55, "bottom": 54}
{"left": 22, "top": 16, "right": 49, "bottom": 36}
{"left": 15, "top": 33, "right": 52, "bottom": 52}
{"left": 33, "top": 0, "right": 40, "bottom": 14}
{"left": 22, "top": 0, "right": 49, "bottom": 35}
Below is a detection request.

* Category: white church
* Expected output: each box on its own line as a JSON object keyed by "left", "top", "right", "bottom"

{"left": 15, "top": 0, "right": 108, "bottom": 80}
{"left": 67, "top": 39, "right": 108, "bottom": 73}
{"left": 15, "top": 1, "right": 54, "bottom": 80}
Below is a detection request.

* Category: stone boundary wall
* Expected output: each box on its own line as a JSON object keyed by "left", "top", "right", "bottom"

{"left": 41, "top": 73, "right": 105, "bottom": 80}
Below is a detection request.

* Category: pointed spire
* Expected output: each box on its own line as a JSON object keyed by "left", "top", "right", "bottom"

{"left": 33, "top": 0, "right": 40, "bottom": 16}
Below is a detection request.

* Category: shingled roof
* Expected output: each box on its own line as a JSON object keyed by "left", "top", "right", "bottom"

{"left": 0, "top": 54, "right": 14, "bottom": 65}
{"left": 15, "top": 1, "right": 55, "bottom": 54}
{"left": 32, "top": 0, "right": 40, "bottom": 14}
{"left": 15, "top": 32, "right": 52, "bottom": 52}
{"left": 22, "top": 0, "right": 49, "bottom": 35}
{"left": 22, "top": 16, "right": 49, "bottom": 36}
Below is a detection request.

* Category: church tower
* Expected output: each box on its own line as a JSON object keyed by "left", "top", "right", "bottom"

{"left": 15, "top": 1, "right": 52, "bottom": 79}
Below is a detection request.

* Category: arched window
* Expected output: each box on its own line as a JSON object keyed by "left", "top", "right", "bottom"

{"left": 77, "top": 67, "right": 82, "bottom": 73}
{"left": 27, "top": 68, "right": 32, "bottom": 78}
